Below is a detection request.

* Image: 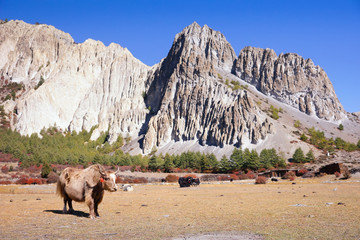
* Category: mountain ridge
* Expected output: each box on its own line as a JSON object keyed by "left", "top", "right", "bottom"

{"left": 0, "top": 20, "right": 358, "bottom": 158}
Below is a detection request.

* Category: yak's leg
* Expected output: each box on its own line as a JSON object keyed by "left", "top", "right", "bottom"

{"left": 85, "top": 195, "right": 96, "bottom": 219}
{"left": 67, "top": 199, "right": 74, "bottom": 214}
{"left": 94, "top": 192, "right": 104, "bottom": 217}
{"left": 94, "top": 202, "right": 99, "bottom": 217}
{"left": 63, "top": 198, "right": 68, "bottom": 213}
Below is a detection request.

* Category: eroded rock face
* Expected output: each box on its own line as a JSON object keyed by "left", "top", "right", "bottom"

{"left": 232, "top": 46, "right": 345, "bottom": 121}
{"left": 0, "top": 20, "right": 348, "bottom": 155}
{"left": 142, "top": 23, "right": 272, "bottom": 153}
{"left": 0, "top": 20, "right": 149, "bottom": 142}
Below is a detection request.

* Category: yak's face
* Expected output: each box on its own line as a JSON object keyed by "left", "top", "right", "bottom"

{"left": 102, "top": 173, "right": 118, "bottom": 192}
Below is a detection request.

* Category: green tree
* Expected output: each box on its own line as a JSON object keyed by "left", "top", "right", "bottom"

{"left": 241, "top": 148, "right": 252, "bottom": 171}
{"left": 292, "top": 147, "right": 306, "bottom": 163}
{"left": 41, "top": 161, "right": 52, "bottom": 178}
{"left": 230, "top": 148, "right": 243, "bottom": 171}
{"left": 207, "top": 153, "right": 218, "bottom": 172}
{"left": 259, "top": 149, "right": 272, "bottom": 169}
{"left": 300, "top": 133, "right": 308, "bottom": 141}
{"left": 163, "top": 153, "right": 174, "bottom": 172}
{"left": 338, "top": 123, "right": 344, "bottom": 131}
{"left": 335, "top": 137, "right": 345, "bottom": 149}
{"left": 148, "top": 155, "right": 160, "bottom": 172}
{"left": 249, "top": 149, "right": 260, "bottom": 170}
{"left": 219, "top": 155, "right": 231, "bottom": 173}
{"left": 306, "top": 149, "right": 315, "bottom": 162}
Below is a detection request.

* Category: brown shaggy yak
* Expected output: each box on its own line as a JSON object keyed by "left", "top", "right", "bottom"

{"left": 56, "top": 164, "right": 118, "bottom": 219}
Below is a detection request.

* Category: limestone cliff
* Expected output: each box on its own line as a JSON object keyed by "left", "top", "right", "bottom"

{"left": 142, "top": 23, "right": 272, "bottom": 153}
{"left": 0, "top": 20, "right": 149, "bottom": 142}
{"left": 232, "top": 46, "right": 345, "bottom": 121}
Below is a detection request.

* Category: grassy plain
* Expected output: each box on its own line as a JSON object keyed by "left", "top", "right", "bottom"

{"left": 0, "top": 175, "right": 359, "bottom": 239}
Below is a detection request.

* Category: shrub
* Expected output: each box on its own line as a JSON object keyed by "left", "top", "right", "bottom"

{"left": 16, "top": 177, "right": 28, "bottom": 185}
{"left": 0, "top": 180, "right": 12, "bottom": 184}
{"left": 255, "top": 176, "right": 267, "bottom": 184}
{"left": 133, "top": 177, "right": 148, "bottom": 184}
{"left": 282, "top": 171, "right": 296, "bottom": 180}
{"left": 338, "top": 123, "right": 344, "bottom": 131}
{"left": 246, "top": 171, "right": 256, "bottom": 179}
{"left": 297, "top": 169, "right": 308, "bottom": 176}
{"left": 26, "top": 178, "right": 42, "bottom": 185}
{"left": 269, "top": 105, "right": 280, "bottom": 120}
{"left": 294, "top": 120, "right": 301, "bottom": 128}
{"left": 165, "top": 174, "right": 179, "bottom": 183}
{"left": 1, "top": 165, "right": 9, "bottom": 173}
{"left": 215, "top": 175, "right": 232, "bottom": 181}
{"left": 229, "top": 174, "right": 239, "bottom": 180}
{"left": 334, "top": 171, "right": 341, "bottom": 178}
{"left": 300, "top": 133, "right": 308, "bottom": 141}
{"left": 238, "top": 173, "right": 249, "bottom": 180}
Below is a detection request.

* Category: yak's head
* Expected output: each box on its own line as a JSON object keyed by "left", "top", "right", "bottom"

{"left": 98, "top": 165, "right": 119, "bottom": 192}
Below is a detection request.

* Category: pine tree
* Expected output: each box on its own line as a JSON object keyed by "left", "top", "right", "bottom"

{"left": 230, "top": 148, "right": 243, "bottom": 171}
{"left": 219, "top": 155, "right": 231, "bottom": 173}
{"left": 293, "top": 147, "right": 306, "bottom": 163}
{"left": 148, "top": 155, "right": 160, "bottom": 172}
{"left": 300, "top": 133, "right": 308, "bottom": 141}
{"left": 41, "top": 161, "right": 52, "bottom": 178}
{"left": 306, "top": 149, "right": 315, "bottom": 162}
{"left": 163, "top": 153, "right": 174, "bottom": 172}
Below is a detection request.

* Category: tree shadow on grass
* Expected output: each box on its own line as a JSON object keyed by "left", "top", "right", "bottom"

{"left": 44, "top": 210, "right": 89, "bottom": 218}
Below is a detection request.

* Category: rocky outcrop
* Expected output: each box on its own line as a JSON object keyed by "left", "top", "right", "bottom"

{"left": 232, "top": 46, "right": 345, "bottom": 121}
{"left": 0, "top": 20, "right": 149, "bottom": 142}
{"left": 142, "top": 23, "right": 272, "bottom": 153}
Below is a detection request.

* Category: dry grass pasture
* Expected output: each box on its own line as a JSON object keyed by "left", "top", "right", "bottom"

{"left": 0, "top": 175, "right": 360, "bottom": 240}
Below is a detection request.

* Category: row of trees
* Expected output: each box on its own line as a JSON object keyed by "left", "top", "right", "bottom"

{"left": 2, "top": 125, "right": 357, "bottom": 174}
{"left": 0, "top": 127, "right": 291, "bottom": 173}
{"left": 218, "top": 148, "right": 286, "bottom": 173}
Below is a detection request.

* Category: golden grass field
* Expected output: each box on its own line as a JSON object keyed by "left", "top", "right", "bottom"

{"left": 0, "top": 175, "right": 359, "bottom": 240}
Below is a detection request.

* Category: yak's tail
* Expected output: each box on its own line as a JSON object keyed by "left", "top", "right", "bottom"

{"left": 56, "top": 178, "right": 64, "bottom": 198}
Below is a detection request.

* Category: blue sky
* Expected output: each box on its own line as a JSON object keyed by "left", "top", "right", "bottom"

{"left": 1, "top": 0, "right": 359, "bottom": 112}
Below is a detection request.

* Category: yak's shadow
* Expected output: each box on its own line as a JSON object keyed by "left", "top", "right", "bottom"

{"left": 44, "top": 210, "right": 89, "bottom": 218}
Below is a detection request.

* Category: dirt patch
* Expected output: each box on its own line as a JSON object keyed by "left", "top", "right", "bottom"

{"left": 170, "top": 231, "right": 264, "bottom": 239}
{"left": 1, "top": 175, "right": 360, "bottom": 239}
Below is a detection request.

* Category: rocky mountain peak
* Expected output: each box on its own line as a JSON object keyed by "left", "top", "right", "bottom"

{"left": 232, "top": 46, "right": 345, "bottom": 121}
{"left": 142, "top": 24, "right": 271, "bottom": 153}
